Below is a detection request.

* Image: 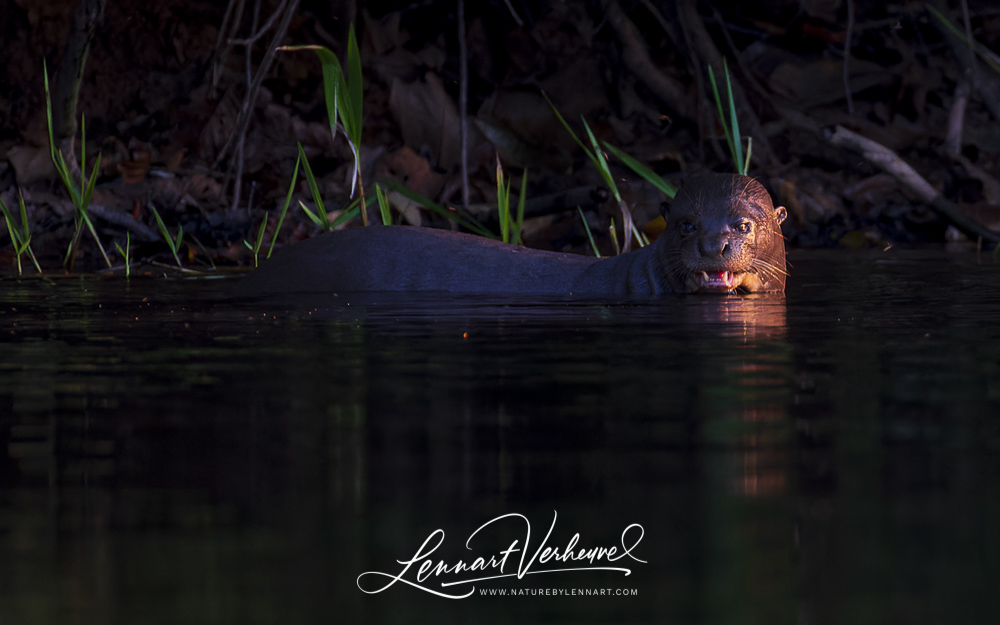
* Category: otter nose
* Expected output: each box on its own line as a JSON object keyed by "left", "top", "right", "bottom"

{"left": 698, "top": 237, "right": 728, "bottom": 258}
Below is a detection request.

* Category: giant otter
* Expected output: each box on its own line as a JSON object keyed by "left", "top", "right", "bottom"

{"left": 233, "top": 173, "right": 787, "bottom": 297}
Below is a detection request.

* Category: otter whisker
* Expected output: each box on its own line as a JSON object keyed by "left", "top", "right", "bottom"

{"left": 752, "top": 257, "right": 789, "bottom": 278}
{"left": 749, "top": 259, "right": 780, "bottom": 282}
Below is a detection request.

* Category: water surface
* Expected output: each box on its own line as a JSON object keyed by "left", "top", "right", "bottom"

{"left": 1, "top": 247, "right": 999, "bottom": 624}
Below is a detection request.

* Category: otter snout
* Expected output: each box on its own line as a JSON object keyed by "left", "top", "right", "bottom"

{"left": 698, "top": 236, "right": 730, "bottom": 258}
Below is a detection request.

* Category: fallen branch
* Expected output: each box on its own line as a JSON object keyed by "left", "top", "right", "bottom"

{"left": 826, "top": 124, "right": 999, "bottom": 243}
{"left": 86, "top": 204, "right": 160, "bottom": 241}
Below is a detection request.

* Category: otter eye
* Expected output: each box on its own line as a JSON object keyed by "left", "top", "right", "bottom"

{"left": 733, "top": 221, "right": 752, "bottom": 234}
{"left": 679, "top": 221, "right": 696, "bottom": 235}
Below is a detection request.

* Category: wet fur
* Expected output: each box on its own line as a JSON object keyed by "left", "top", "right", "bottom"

{"left": 234, "top": 174, "right": 787, "bottom": 298}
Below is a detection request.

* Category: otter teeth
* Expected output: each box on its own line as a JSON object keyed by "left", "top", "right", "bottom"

{"left": 698, "top": 270, "right": 736, "bottom": 290}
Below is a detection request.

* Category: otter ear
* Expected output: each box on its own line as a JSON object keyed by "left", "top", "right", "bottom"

{"left": 774, "top": 205, "right": 787, "bottom": 225}
{"left": 659, "top": 201, "right": 671, "bottom": 218}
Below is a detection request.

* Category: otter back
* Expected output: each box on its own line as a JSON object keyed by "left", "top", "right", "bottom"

{"left": 233, "top": 174, "right": 787, "bottom": 298}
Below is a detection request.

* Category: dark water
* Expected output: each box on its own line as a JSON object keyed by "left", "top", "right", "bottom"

{"left": 2, "top": 248, "right": 999, "bottom": 624}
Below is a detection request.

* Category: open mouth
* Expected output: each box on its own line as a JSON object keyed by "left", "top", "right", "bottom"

{"left": 694, "top": 270, "right": 739, "bottom": 293}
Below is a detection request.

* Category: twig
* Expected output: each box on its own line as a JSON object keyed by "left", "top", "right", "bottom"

{"left": 86, "top": 204, "right": 160, "bottom": 241}
{"left": 228, "top": 0, "right": 288, "bottom": 46}
{"left": 212, "top": 0, "right": 299, "bottom": 213}
{"left": 502, "top": 0, "right": 524, "bottom": 27}
{"left": 945, "top": 79, "right": 970, "bottom": 156}
{"left": 826, "top": 124, "right": 999, "bottom": 243}
{"left": 210, "top": 0, "right": 246, "bottom": 96}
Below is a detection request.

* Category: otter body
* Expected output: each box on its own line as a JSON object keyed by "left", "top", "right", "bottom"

{"left": 234, "top": 174, "right": 787, "bottom": 298}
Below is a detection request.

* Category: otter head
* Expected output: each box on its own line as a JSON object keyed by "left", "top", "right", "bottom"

{"left": 660, "top": 174, "right": 787, "bottom": 294}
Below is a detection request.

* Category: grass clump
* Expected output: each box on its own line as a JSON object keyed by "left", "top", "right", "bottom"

{"left": 44, "top": 60, "right": 111, "bottom": 270}
{"left": 0, "top": 191, "right": 42, "bottom": 275}
{"left": 708, "top": 59, "right": 751, "bottom": 175}
{"left": 149, "top": 204, "right": 184, "bottom": 269}
{"left": 495, "top": 157, "right": 527, "bottom": 245}
{"left": 375, "top": 183, "right": 393, "bottom": 226}
{"left": 544, "top": 92, "right": 640, "bottom": 253}
{"left": 113, "top": 232, "right": 132, "bottom": 278}
{"left": 243, "top": 150, "right": 302, "bottom": 265}
{"left": 281, "top": 25, "right": 369, "bottom": 226}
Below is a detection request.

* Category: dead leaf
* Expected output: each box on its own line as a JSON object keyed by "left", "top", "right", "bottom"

{"left": 388, "top": 73, "right": 461, "bottom": 171}
{"left": 185, "top": 174, "right": 222, "bottom": 201}
{"left": 380, "top": 145, "right": 446, "bottom": 199}
{"left": 474, "top": 116, "right": 572, "bottom": 174}
{"left": 6, "top": 145, "right": 54, "bottom": 186}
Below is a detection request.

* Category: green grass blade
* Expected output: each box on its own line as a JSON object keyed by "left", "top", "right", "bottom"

{"left": 585, "top": 122, "right": 614, "bottom": 191}
{"left": 1, "top": 197, "right": 29, "bottom": 275}
{"left": 21, "top": 192, "right": 42, "bottom": 273}
{"left": 18, "top": 191, "right": 31, "bottom": 242}
{"left": 330, "top": 200, "right": 361, "bottom": 229}
{"left": 344, "top": 141, "right": 360, "bottom": 200}
{"left": 379, "top": 179, "right": 495, "bottom": 238}
{"left": 502, "top": 178, "right": 512, "bottom": 243}
{"left": 927, "top": 4, "right": 1000, "bottom": 75}
{"left": 583, "top": 118, "right": 632, "bottom": 252}
{"left": 54, "top": 150, "right": 81, "bottom": 206}
{"left": 630, "top": 221, "right": 647, "bottom": 248}
{"left": 577, "top": 207, "right": 600, "bottom": 258}
{"left": 298, "top": 201, "right": 326, "bottom": 229}
{"left": 43, "top": 60, "right": 57, "bottom": 162}
{"left": 81, "top": 154, "right": 102, "bottom": 209}
{"left": 285, "top": 44, "right": 344, "bottom": 142}
{"left": 514, "top": 168, "right": 528, "bottom": 246}
{"left": 324, "top": 58, "right": 344, "bottom": 142}
{"left": 63, "top": 226, "right": 81, "bottom": 267}
{"left": 375, "top": 183, "right": 392, "bottom": 225}
{"left": 174, "top": 225, "right": 184, "bottom": 255}
{"left": 346, "top": 25, "right": 364, "bottom": 145}
{"left": 542, "top": 91, "right": 590, "bottom": 156}
{"left": 149, "top": 204, "right": 181, "bottom": 266}
{"left": 297, "top": 143, "right": 330, "bottom": 230}
{"left": 80, "top": 209, "right": 112, "bottom": 268}
{"left": 708, "top": 65, "right": 735, "bottom": 167}
{"left": 723, "top": 59, "right": 744, "bottom": 170}
{"left": 149, "top": 204, "right": 172, "bottom": 249}
{"left": 496, "top": 156, "right": 510, "bottom": 243}
{"left": 268, "top": 152, "right": 300, "bottom": 258}
{"left": 114, "top": 231, "right": 132, "bottom": 278}
{"left": 543, "top": 94, "right": 619, "bottom": 202}
{"left": 1, "top": 192, "right": 42, "bottom": 272}
{"left": 250, "top": 213, "right": 268, "bottom": 267}
{"left": 0, "top": 197, "right": 23, "bottom": 246}
{"left": 80, "top": 114, "right": 86, "bottom": 193}
{"left": 601, "top": 141, "right": 678, "bottom": 198}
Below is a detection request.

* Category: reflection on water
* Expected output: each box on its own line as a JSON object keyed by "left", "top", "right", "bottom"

{"left": 1, "top": 248, "right": 999, "bottom": 623}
